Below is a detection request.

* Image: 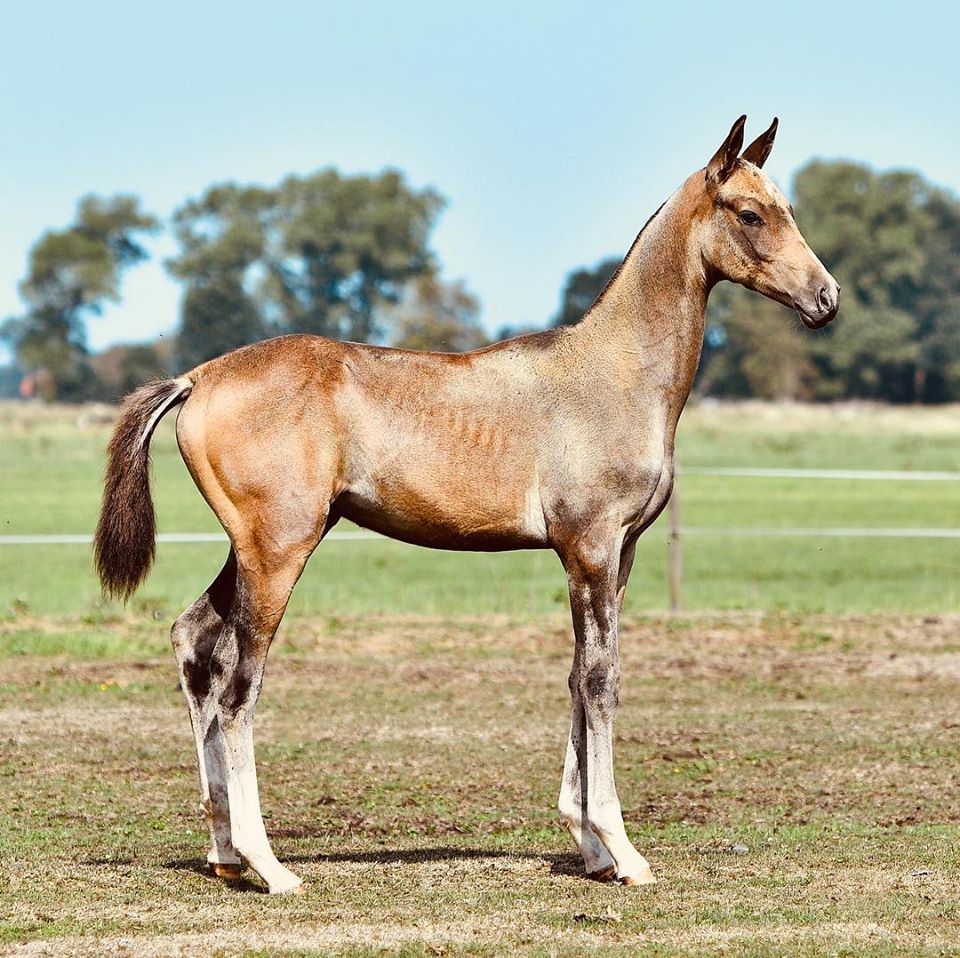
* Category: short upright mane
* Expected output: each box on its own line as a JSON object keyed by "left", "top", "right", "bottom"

{"left": 584, "top": 199, "right": 668, "bottom": 321}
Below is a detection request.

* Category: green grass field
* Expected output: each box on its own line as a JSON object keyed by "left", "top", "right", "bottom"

{"left": 1, "top": 401, "right": 959, "bottom": 956}
{"left": 1, "top": 401, "right": 957, "bottom": 619}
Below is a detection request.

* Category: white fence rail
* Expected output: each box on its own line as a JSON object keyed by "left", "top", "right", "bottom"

{"left": 679, "top": 466, "right": 960, "bottom": 481}
{"left": 1, "top": 466, "right": 956, "bottom": 549}
{"left": 3, "top": 526, "right": 958, "bottom": 546}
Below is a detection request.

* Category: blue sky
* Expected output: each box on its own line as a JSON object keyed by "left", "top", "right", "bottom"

{"left": 3, "top": 0, "right": 959, "bottom": 358}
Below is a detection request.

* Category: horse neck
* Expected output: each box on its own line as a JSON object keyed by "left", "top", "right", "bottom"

{"left": 578, "top": 174, "right": 713, "bottom": 419}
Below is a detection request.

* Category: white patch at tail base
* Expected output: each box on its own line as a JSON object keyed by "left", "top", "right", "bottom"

{"left": 138, "top": 378, "right": 193, "bottom": 449}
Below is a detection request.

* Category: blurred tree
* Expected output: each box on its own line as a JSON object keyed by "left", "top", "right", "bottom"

{"left": 906, "top": 189, "right": 960, "bottom": 400}
{"left": 176, "top": 280, "right": 266, "bottom": 369}
{"left": 116, "top": 344, "right": 169, "bottom": 394}
{"left": 793, "top": 162, "right": 929, "bottom": 402}
{"left": 167, "top": 184, "right": 272, "bottom": 368}
{"left": 267, "top": 169, "right": 444, "bottom": 342}
{"left": 698, "top": 286, "right": 817, "bottom": 400}
{"left": 91, "top": 342, "right": 170, "bottom": 400}
{"left": 2, "top": 195, "right": 158, "bottom": 400}
{"left": 552, "top": 257, "right": 620, "bottom": 327}
{"left": 167, "top": 169, "right": 444, "bottom": 355}
{"left": 390, "top": 276, "right": 486, "bottom": 352}
{"left": 491, "top": 323, "right": 542, "bottom": 342}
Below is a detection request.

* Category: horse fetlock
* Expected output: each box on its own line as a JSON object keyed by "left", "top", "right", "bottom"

{"left": 559, "top": 809, "right": 617, "bottom": 876}
{"left": 585, "top": 801, "right": 624, "bottom": 836}
{"left": 581, "top": 842, "right": 617, "bottom": 877}
{"left": 274, "top": 880, "right": 305, "bottom": 896}
{"left": 610, "top": 847, "right": 656, "bottom": 886}
{"left": 587, "top": 863, "right": 619, "bottom": 883}
{"left": 229, "top": 837, "right": 300, "bottom": 894}
{"left": 556, "top": 792, "right": 578, "bottom": 825}
{"left": 206, "top": 835, "right": 243, "bottom": 880}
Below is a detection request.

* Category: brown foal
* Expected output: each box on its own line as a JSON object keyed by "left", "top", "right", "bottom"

{"left": 95, "top": 116, "right": 839, "bottom": 894}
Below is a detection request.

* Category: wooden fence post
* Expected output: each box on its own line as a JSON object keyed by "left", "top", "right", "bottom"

{"left": 667, "top": 478, "right": 683, "bottom": 614}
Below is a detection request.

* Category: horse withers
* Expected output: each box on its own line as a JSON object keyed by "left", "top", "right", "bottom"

{"left": 95, "top": 115, "right": 839, "bottom": 894}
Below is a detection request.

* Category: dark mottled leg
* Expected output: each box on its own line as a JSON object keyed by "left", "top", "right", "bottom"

{"left": 170, "top": 552, "right": 242, "bottom": 877}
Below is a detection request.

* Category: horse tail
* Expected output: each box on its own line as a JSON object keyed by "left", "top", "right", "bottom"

{"left": 94, "top": 377, "right": 193, "bottom": 600}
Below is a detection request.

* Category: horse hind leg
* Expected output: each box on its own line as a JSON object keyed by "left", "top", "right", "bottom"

{"left": 209, "top": 533, "right": 319, "bottom": 894}
{"left": 170, "top": 551, "right": 242, "bottom": 879}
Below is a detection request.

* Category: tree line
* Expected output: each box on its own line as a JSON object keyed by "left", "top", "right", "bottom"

{"left": 4, "top": 160, "right": 959, "bottom": 403}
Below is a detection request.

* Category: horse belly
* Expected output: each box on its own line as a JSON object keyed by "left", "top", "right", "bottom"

{"left": 336, "top": 461, "right": 547, "bottom": 552}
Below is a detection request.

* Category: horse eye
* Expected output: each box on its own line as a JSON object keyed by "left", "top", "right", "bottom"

{"left": 738, "top": 210, "right": 763, "bottom": 227}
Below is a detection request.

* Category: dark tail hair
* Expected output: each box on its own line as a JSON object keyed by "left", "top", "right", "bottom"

{"left": 94, "top": 378, "right": 193, "bottom": 601}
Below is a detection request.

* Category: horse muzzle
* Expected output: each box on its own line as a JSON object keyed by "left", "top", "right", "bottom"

{"left": 795, "top": 279, "right": 841, "bottom": 330}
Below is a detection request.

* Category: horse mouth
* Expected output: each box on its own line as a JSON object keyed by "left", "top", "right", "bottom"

{"left": 796, "top": 307, "right": 837, "bottom": 331}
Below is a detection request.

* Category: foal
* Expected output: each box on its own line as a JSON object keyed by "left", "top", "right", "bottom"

{"left": 96, "top": 116, "right": 839, "bottom": 894}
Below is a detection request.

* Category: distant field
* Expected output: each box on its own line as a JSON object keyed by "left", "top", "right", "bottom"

{"left": 0, "top": 400, "right": 958, "bottom": 618}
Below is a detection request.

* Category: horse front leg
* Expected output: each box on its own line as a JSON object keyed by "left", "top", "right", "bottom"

{"left": 558, "top": 531, "right": 655, "bottom": 886}
{"left": 558, "top": 532, "right": 642, "bottom": 880}
{"left": 558, "top": 682, "right": 618, "bottom": 880}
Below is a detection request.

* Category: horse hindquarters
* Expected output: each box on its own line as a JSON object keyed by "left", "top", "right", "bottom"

{"left": 171, "top": 364, "right": 338, "bottom": 891}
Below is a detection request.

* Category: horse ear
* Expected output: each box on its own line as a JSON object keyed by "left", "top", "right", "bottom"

{"left": 706, "top": 115, "right": 746, "bottom": 188}
{"left": 741, "top": 117, "right": 778, "bottom": 169}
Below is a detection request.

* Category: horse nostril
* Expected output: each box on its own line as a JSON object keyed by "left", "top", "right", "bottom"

{"left": 817, "top": 286, "right": 831, "bottom": 313}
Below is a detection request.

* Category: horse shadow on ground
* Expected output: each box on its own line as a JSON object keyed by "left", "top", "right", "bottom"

{"left": 83, "top": 855, "right": 268, "bottom": 893}
{"left": 153, "top": 847, "right": 586, "bottom": 887}
{"left": 290, "top": 847, "right": 585, "bottom": 877}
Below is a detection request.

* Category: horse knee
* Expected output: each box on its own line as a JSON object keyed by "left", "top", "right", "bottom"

{"left": 215, "top": 662, "right": 258, "bottom": 724}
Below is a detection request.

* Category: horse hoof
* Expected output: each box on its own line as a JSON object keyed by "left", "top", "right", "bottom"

{"left": 272, "top": 880, "right": 305, "bottom": 896}
{"left": 619, "top": 868, "right": 657, "bottom": 886}
{"left": 587, "top": 864, "right": 618, "bottom": 883}
{"left": 209, "top": 861, "right": 244, "bottom": 881}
